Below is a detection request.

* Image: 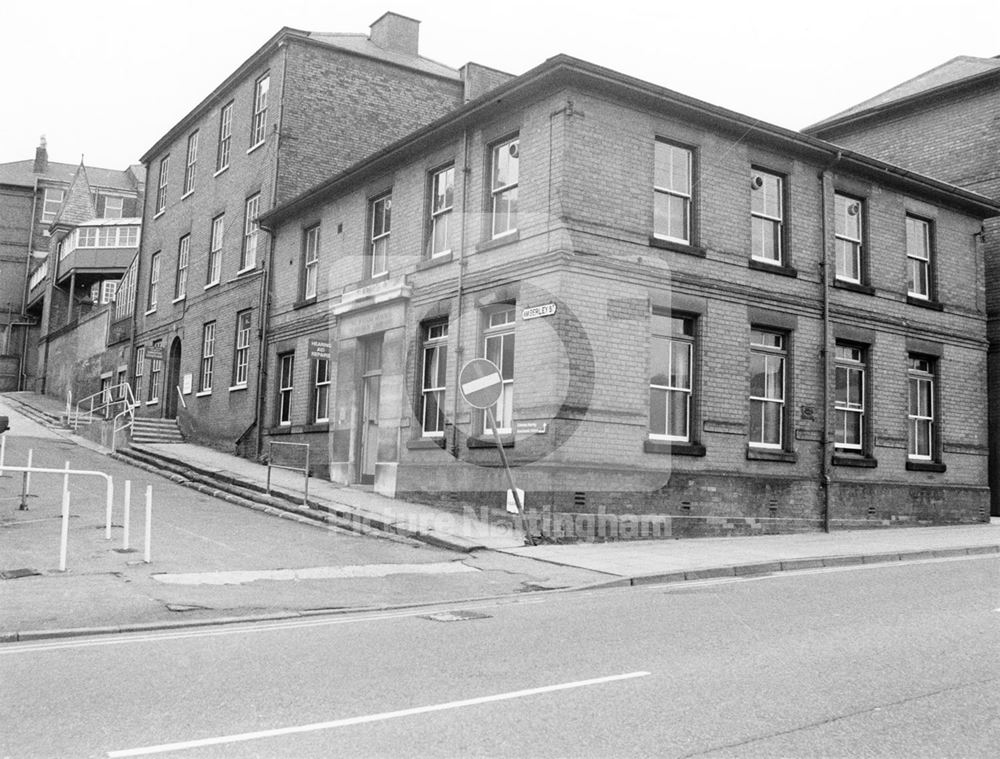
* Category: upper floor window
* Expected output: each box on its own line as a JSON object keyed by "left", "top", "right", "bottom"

{"left": 102, "top": 195, "right": 124, "bottom": 219}
{"left": 155, "top": 156, "right": 169, "bottom": 214}
{"left": 430, "top": 165, "right": 454, "bottom": 256}
{"left": 41, "top": 188, "right": 64, "bottom": 223}
{"left": 146, "top": 251, "right": 160, "bottom": 312}
{"left": 250, "top": 74, "right": 269, "bottom": 149}
{"left": 906, "top": 215, "right": 932, "bottom": 300}
{"left": 483, "top": 306, "right": 515, "bottom": 433}
{"left": 649, "top": 313, "right": 694, "bottom": 442}
{"left": 175, "top": 235, "right": 190, "bottom": 300}
{"left": 653, "top": 140, "right": 692, "bottom": 244}
{"left": 183, "top": 131, "right": 198, "bottom": 196}
{"left": 207, "top": 214, "right": 224, "bottom": 286}
{"left": 908, "top": 356, "right": 935, "bottom": 460}
{"left": 751, "top": 169, "right": 784, "bottom": 264}
{"left": 199, "top": 321, "right": 216, "bottom": 393}
{"left": 302, "top": 224, "right": 320, "bottom": 299}
{"left": 216, "top": 101, "right": 233, "bottom": 172}
{"left": 240, "top": 193, "right": 261, "bottom": 272}
{"left": 421, "top": 322, "right": 448, "bottom": 438}
{"left": 490, "top": 137, "right": 519, "bottom": 239}
{"left": 370, "top": 193, "right": 391, "bottom": 278}
{"left": 233, "top": 311, "right": 252, "bottom": 388}
{"left": 749, "top": 329, "right": 786, "bottom": 449}
{"left": 834, "top": 193, "right": 864, "bottom": 283}
{"left": 834, "top": 344, "right": 866, "bottom": 452}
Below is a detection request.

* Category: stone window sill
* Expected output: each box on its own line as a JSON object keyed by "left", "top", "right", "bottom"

{"left": 476, "top": 231, "right": 520, "bottom": 253}
{"left": 906, "top": 460, "right": 946, "bottom": 473}
{"left": 648, "top": 236, "right": 706, "bottom": 258}
{"left": 834, "top": 280, "right": 876, "bottom": 296}
{"left": 832, "top": 454, "right": 878, "bottom": 468}
{"left": 906, "top": 296, "right": 943, "bottom": 311}
{"left": 407, "top": 438, "right": 446, "bottom": 450}
{"left": 417, "top": 252, "right": 453, "bottom": 270}
{"left": 467, "top": 435, "right": 513, "bottom": 449}
{"left": 746, "top": 448, "right": 797, "bottom": 463}
{"left": 644, "top": 440, "right": 706, "bottom": 456}
{"left": 749, "top": 259, "right": 798, "bottom": 278}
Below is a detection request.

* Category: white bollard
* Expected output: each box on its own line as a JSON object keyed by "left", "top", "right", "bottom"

{"left": 123, "top": 480, "right": 131, "bottom": 551}
{"left": 25, "top": 449, "right": 33, "bottom": 494}
{"left": 59, "top": 490, "right": 70, "bottom": 572}
{"left": 1, "top": 434, "right": 6, "bottom": 475}
{"left": 105, "top": 478, "right": 114, "bottom": 540}
{"left": 143, "top": 485, "right": 152, "bottom": 564}
{"left": 63, "top": 461, "right": 70, "bottom": 499}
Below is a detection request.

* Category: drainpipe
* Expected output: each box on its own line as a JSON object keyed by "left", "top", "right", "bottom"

{"left": 819, "top": 150, "right": 842, "bottom": 533}
{"left": 18, "top": 178, "right": 39, "bottom": 390}
{"left": 450, "top": 127, "right": 471, "bottom": 457}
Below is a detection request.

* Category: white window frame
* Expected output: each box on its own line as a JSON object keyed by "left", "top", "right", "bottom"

{"left": 277, "top": 353, "right": 294, "bottom": 426}
{"left": 430, "top": 165, "right": 454, "bottom": 256}
{"left": 146, "top": 252, "right": 160, "bottom": 312}
{"left": 148, "top": 341, "right": 162, "bottom": 403}
{"left": 906, "top": 215, "right": 932, "bottom": 300}
{"left": 653, "top": 140, "right": 692, "bottom": 244}
{"left": 750, "top": 169, "right": 784, "bottom": 265}
{"left": 834, "top": 344, "right": 865, "bottom": 452}
{"left": 835, "top": 193, "right": 864, "bottom": 283}
{"left": 134, "top": 345, "right": 145, "bottom": 401}
{"left": 183, "top": 130, "right": 198, "bottom": 196}
{"left": 250, "top": 74, "right": 269, "bottom": 149}
{"left": 421, "top": 322, "right": 448, "bottom": 438}
{"left": 313, "top": 357, "right": 330, "bottom": 424}
{"left": 233, "top": 311, "right": 251, "bottom": 388}
{"left": 490, "top": 137, "right": 519, "bottom": 239}
{"left": 101, "top": 280, "right": 118, "bottom": 304}
{"left": 206, "top": 214, "right": 224, "bottom": 286}
{"left": 174, "top": 235, "right": 189, "bottom": 301}
{"left": 649, "top": 314, "right": 693, "bottom": 442}
{"left": 749, "top": 329, "right": 786, "bottom": 449}
{"left": 240, "top": 194, "right": 260, "bottom": 272}
{"left": 370, "top": 193, "right": 391, "bottom": 278}
{"left": 216, "top": 101, "right": 233, "bottom": 173}
{"left": 199, "top": 321, "right": 215, "bottom": 393}
{"left": 155, "top": 156, "right": 169, "bottom": 215}
{"left": 908, "top": 357, "right": 935, "bottom": 460}
{"left": 303, "top": 225, "right": 320, "bottom": 299}
{"left": 483, "top": 306, "right": 515, "bottom": 434}
{"left": 102, "top": 195, "right": 124, "bottom": 219}
{"left": 41, "top": 188, "right": 64, "bottom": 224}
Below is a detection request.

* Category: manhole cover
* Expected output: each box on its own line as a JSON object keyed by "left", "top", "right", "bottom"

{"left": 1, "top": 568, "right": 41, "bottom": 580}
{"left": 420, "top": 610, "right": 492, "bottom": 623}
{"left": 166, "top": 603, "right": 211, "bottom": 612}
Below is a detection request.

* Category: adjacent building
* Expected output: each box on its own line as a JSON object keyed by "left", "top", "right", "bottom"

{"left": 253, "top": 54, "right": 1000, "bottom": 537}
{"left": 804, "top": 55, "right": 1000, "bottom": 516}
{"left": 131, "top": 12, "right": 510, "bottom": 454}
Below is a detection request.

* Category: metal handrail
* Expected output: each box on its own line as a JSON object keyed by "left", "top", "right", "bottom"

{"left": 69, "top": 383, "right": 138, "bottom": 449}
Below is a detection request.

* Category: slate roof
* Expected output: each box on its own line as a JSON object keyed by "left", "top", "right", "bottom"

{"left": 306, "top": 32, "right": 460, "bottom": 80}
{"left": 807, "top": 55, "right": 1000, "bottom": 131}
{"left": 51, "top": 163, "right": 96, "bottom": 227}
{"left": 0, "top": 159, "right": 138, "bottom": 191}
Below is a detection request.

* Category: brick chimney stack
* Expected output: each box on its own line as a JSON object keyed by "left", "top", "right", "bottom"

{"left": 369, "top": 12, "right": 419, "bottom": 56}
{"left": 33, "top": 135, "right": 48, "bottom": 174}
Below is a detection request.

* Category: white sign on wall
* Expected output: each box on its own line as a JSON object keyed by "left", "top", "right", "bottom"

{"left": 182, "top": 373, "right": 193, "bottom": 394}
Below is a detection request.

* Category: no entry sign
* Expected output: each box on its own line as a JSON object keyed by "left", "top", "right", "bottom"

{"left": 459, "top": 358, "right": 503, "bottom": 409}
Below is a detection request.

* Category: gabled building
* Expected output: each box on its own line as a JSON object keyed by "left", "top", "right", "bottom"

{"left": 131, "top": 12, "right": 510, "bottom": 454}
{"left": 0, "top": 138, "right": 143, "bottom": 391}
{"left": 256, "top": 54, "right": 1000, "bottom": 537}
{"left": 804, "top": 55, "right": 1000, "bottom": 516}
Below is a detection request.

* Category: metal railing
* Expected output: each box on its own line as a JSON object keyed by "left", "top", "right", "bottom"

{"left": 66, "top": 382, "right": 138, "bottom": 451}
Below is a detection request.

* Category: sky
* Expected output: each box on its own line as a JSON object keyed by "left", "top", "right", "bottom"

{"left": 3, "top": 0, "right": 1000, "bottom": 170}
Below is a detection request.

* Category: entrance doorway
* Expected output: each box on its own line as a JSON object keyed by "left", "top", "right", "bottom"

{"left": 356, "top": 335, "right": 382, "bottom": 485}
{"left": 165, "top": 337, "right": 182, "bottom": 419}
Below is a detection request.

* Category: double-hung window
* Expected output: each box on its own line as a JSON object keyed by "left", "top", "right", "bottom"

{"left": 148, "top": 340, "right": 162, "bottom": 403}
{"left": 250, "top": 74, "right": 269, "bottom": 148}
{"left": 200, "top": 322, "right": 216, "bottom": 393}
{"left": 483, "top": 307, "right": 515, "bottom": 433}
{"left": 649, "top": 313, "right": 693, "bottom": 441}
{"left": 102, "top": 196, "right": 124, "bottom": 219}
{"left": 302, "top": 225, "right": 320, "bottom": 299}
{"left": 906, "top": 215, "right": 932, "bottom": 299}
{"left": 908, "top": 356, "right": 935, "bottom": 460}
{"left": 241, "top": 194, "right": 260, "bottom": 271}
{"left": 751, "top": 169, "right": 783, "bottom": 264}
{"left": 183, "top": 131, "right": 198, "bottom": 196}
{"left": 207, "top": 214, "right": 224, "bottom": 286}
{"left": 749, "top": 329, "right": 786, "bottom": 448}
{"left": 312, "top": 357, "right": 330, "bottom": 424}
{"left": 834, "top": 344, "right": 866, "bottom": 452}
{"left": 490, "top": 137, "right": 519, "bottom": 239}
{"left": 216, "top": 101, "right": 233, "bottom": 172}
{"left": 277, "top": 353, "right": 294, "bottom": 426}
{"left": 174, "top": 235, "right": 189, "bottom": 300}
{"left": 232, "top": 311, "right": 251, "bottom": 388}
{"left": 430, "top": 165, "right": 454, "bottom": 256}
{"left": 155, "top": 156, "right": 169, "bottom": 214}
{"left": 41, "top": 188, "right": 64, "bottom": 223}
{"left": 146, "top": 252, "right": 160, "bottom": 311}
{"left": 134, "top": 346, "right": 145, "bottom": 401}
{"left": 835, "top": 193, "right": 864, "bottom": 283}
{"left": 370, "top": 193, "right": 391, "bottom": 277}
{"left": 421, "top": 322, "right": 448, "bottom": 438}
{"left": 653, "top": 140, "right": 692, "bottom": 244}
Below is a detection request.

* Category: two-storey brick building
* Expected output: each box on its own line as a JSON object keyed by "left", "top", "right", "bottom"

{"left": 804, "top": 55, "right": 1000, "bottom": 517}
{"left": 132, "top": 12, "right": 510, "bottom": 453}
{"left": 255, "top": 55, "right": 999, "bottom": 537}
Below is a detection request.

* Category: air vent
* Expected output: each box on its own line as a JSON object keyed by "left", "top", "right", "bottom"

{"left": 751, "top": 174, "right": 764, "bottom": 189}
{"left": 573, "top": 492, "right": 587, "bottom": 509}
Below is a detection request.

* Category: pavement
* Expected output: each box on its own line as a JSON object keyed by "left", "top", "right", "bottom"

{"left": 2, "top": 389, "right": 999, "bottom": 644}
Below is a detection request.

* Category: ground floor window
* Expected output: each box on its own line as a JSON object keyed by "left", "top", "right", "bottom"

{"left": 483, "top": 306, "right": 515, "bottom": 433}
{"left": 649, "top": 313, "right": 693, "bottom": 441}
{"left": 277, "top": 353, "right": 294, "bottom": 425}
{"left": 312, "top": 357, "right": 330, "bottom": 423}
{"left": 421, "top": 321, "right": 448, "bottom": 437}
{"left": 749, "top": 329, "right": 785, "bottom": 448}
{"left": 908, "top": 356, "right": 935, "bottom": 460}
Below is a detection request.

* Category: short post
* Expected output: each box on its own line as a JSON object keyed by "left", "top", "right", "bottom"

{"left": 122, "top": 480, "right": 131, "bottom": 551}
{"left": 0, "top": 434, "right": 6, "bottom": 476}
{"left": 25, "top": 448, "right": 33, "bottom": 494}
{"left": 105, "top": 478, "right": 114, "bottom": 540}
{"left": 18, "top": 449, "right": 33, "bottom": 510}
{"left": 58, "top": 490, "right": 70, "bottom": 572}
{"left": 62, "top": 460, "right": 70, "bottom": 499}
{"left": 143, "top": 485, "right": 152, "bottom": 564}
{"left": 304, "top": 446, "right": 310, "bottom": 506}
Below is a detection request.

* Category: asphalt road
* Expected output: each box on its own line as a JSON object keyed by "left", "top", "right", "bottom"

{"left": 2, "top": 554, "right": 997, "bottom": 758}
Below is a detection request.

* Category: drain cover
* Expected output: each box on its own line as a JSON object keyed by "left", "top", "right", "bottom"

{"left": 1, "top": 568, "right": 41, "bottom": 580}
{"left": 420, "top": 609, "right": 492, "bottom": 623}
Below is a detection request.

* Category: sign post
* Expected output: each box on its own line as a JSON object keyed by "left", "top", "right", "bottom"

{"left": 459, "top": 359, "right": 535, "bottom": 546}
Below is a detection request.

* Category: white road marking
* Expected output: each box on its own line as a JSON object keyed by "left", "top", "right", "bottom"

{"left": 107, "top": 671, "right": 650, "bottom": 757}
{"left": 152, "top": 561, "right": 477, "bottom": 585}
{"left": 462, "top": 373, "right": 501, "bottom": 394}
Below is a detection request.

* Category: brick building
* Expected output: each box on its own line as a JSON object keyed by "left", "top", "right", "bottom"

{"left": 803, "top": 55, "right": 1000, "bottom": 516}
{"left": 131, "top": 12, "right": 510, "bottom": 453}
{"left": 0, "top": 138, "right": 143, "bottom": 391}
{"left": 256, "top": 54, "right": 1000, "bottom": 537}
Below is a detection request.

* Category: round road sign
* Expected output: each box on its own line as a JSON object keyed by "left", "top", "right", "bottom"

{"left": 459, "top": 358, "right": 503, "bottom": 409}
